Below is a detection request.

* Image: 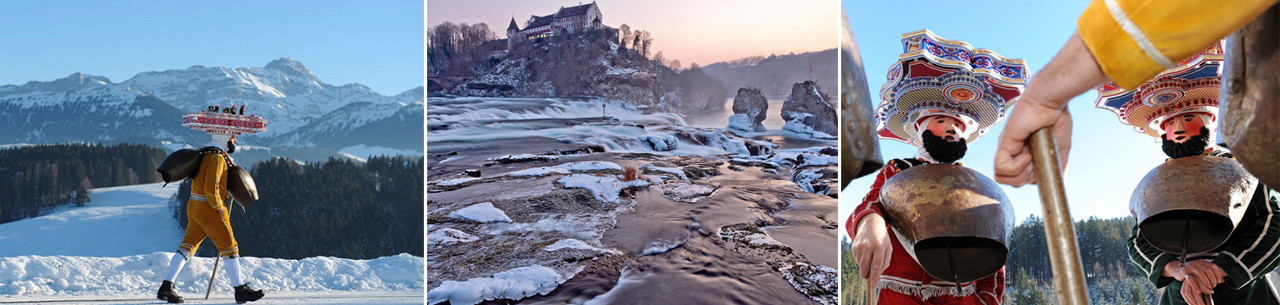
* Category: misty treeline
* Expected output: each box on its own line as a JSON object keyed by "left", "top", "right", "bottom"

{"left": 841, "top": 216, "right": 1159, "bottom": 305}
{"left": 171, "top": 156, "right": 424, "bottom": 259}
{"left": 0, "top": 143, "right": 165, "bottom": 223}
{"left": 701, "top": 49, "right": 839, "bottom": 100}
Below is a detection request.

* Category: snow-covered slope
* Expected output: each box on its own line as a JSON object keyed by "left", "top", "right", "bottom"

{"left": 0, "top": 183, "right": 423, "bottom": 300}
{"left": 0, "top": 183, "right": 182, "bottom": 257}
{"left": 269, "top": 91, "right": 423, "bottom": 152}
{"left": 0, "top": 75, "right": 202, "bottom": 144}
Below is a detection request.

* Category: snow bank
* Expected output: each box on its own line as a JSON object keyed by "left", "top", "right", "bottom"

{"left": 426, "top": 265, "right": 563, "bottom": 305}
{"left": 447, "top": 202, "right": 513, "bottom": 223}
{"left": 0, "top": 253, "right": 423, "bottom": 296}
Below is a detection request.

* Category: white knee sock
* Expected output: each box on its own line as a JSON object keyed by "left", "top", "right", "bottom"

{"left": 164, "top": 252, "right": 188, "bottom": 282}
{"left": 225, "top": 256, "right": 244, "bottom": 287}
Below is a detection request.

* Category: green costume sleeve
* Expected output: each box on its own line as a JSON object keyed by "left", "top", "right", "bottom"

{"left": 1128, "top": 224, "right": 1179, "bottom": 288}
{"left": 1212, "top": 186, "right": 1280, "bottom": 290}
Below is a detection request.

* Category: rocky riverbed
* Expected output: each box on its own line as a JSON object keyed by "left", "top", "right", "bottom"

{"left": 427, "top": 96, "right": 839, "bottom": 305}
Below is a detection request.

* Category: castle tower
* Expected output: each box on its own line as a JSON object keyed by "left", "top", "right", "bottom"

{"left": 506, "top": 17, "right": 520, "bottom": 51}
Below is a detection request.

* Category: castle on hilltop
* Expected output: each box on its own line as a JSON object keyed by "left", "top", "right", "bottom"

{"left": 506, "top": 2, "right": 606, "bottom": 51}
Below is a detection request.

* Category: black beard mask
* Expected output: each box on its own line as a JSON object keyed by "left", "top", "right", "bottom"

{"left": 1162, "top": 126, "right": 1211, "bottom": 159}
{"left": 922, "top": 130, "right": 967, "bottom": 163}
{"left": 226, "top": 141, "right": 236, "bottom": 154}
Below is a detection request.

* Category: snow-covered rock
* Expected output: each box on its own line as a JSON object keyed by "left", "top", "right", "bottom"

{"left": 447, "top": 202, "right": 513, "bottom": 223}
{"left": 434, "top": 177, "right": 479, "bottom": 186}
{"left": 637, "top": 134, "right": 679, "bottom": 151}
{"left": 488, "top": 154, "right": 559, "bottom": 164}
{"left": 556, "top": 174, "right": 649, "bottom": 203}
{"left": 780, "top": 81, "right": 837, "bottom": 138}
{"left": 658, "top": 183, "right": 717, "bottom": 203}
{"left": 645, "top": 165, "right": 689, "bottom": 181}
{"left": 427, "top": 265, "right": 563, "bottom": 305}
{"left": 504, "top": 161, "right": 622, "bottom": 177}
{"left": 729, "top": 87, "right": 768, "bottom": 132}
{"left": 543, "top": 239, "right": 614, "bottom": 253}
{"left": 428, "top": 228, "right": 480, "bottom": 246}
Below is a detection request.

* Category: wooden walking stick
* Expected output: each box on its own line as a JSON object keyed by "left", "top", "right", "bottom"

{"left": 1028, "top": 128, "right": 1090, "bottom": 305}
{"left": 205, "top": 256, "right": 221, "bottom": 300}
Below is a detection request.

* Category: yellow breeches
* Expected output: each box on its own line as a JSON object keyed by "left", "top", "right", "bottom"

{"left": 178, "top": 200, "right": 238, "bottom": 258}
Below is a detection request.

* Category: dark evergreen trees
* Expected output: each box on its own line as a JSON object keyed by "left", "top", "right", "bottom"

{"left": 0, "top": 143, "right": 165, "bottom": 223}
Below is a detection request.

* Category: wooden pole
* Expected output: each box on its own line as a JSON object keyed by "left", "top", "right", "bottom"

{"left": 205, "top": 256, "right": 221, "bottom": 300}
{"left": 1028, "top": 128, "right": 1090, "bottom": 305}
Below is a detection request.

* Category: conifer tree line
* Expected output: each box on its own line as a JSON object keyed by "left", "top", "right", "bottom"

{"left": 841, "top": 216, "right": 1160, "bottom": 305}
{"left": 0, "top": 143, "right": 166, "bottom": 223}
{"left": 172, "top": 156, "right": 424, "bottom": 259}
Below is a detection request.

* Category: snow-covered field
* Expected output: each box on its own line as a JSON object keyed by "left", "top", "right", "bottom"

{"left": 338, "top": 144, "right": 424, "bottom": 162}
{"left": 0, "top": 183, "right": 424, "bottom": 302}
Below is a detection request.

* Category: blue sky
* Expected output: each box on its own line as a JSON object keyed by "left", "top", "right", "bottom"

{"left": 0, "top": 0, "right": 423, "bottom": 95}
{"left": 839, "top": 0, "right": 1174, "bottom": 229}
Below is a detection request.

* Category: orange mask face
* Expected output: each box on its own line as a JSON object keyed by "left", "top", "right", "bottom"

{"left": 921, "top": 115, "right": 965, "bottom": 142}
{"left": 1161, "top": 113, "right": 1207, "bottom": 143}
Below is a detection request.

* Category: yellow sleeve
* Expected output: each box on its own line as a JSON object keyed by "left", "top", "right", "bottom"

{"left": 1078, "top": 0, "right": 1278, "bottom": 90}
{"left": 200, "top": 152, "right": 226, "bottom": 210}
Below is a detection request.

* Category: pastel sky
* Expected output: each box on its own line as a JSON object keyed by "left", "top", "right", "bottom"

{"left": 428, "top": 0, "right": 838, "bottom": 67}
{"left": 840, "top": 0, "right": 1176, "bottom": 232}
{"left": 0, "top": 0, "right": 424, "bottom": 95}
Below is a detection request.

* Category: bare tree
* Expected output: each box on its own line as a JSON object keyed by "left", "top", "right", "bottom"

{"left": 652, "top": 51, "right": 665, "bottom": 70}
{"left": 637, "top": 31, "right": 654, "bottom": 58}
{"left": 428, "top": 22, "right": 497, "bottom": 76}
{"left": 618, "top": 24, "right": 631, "bottom": 50}
{"left": 428, "top": 22, "right": 460, "bottom": 74}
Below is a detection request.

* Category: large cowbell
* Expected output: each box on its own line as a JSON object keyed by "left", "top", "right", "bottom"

{"left": 879, "top": 164, "right": 1014, "bottom": 282}
{"left": 1130, "top": 156, "right": 1257, "bottom": 254}
{"left": 838, "top": 7, "right": 884, "bottom": 189}
{"left": 155, "top": 149, "right": 260, "bottom": 207}
{"left": 157, "top": 148, "right": 201, "bottom": 183}
{"left": 227, "top": 165, "right": 259, "bottom": 207}
{"left": 1220, "top": 4, "right": 1280, "bottom": 190}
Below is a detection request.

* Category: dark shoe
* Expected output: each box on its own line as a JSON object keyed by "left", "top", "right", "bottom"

{"left": 234, "top": 283, "right": 264, "bottom": 303}
{"left": 157, "top": 280, "right": 184, "bottom": 303}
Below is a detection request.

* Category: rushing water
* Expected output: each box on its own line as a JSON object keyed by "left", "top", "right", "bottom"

{"left": 428, "top": 96, "right": 834, "bottom": 153}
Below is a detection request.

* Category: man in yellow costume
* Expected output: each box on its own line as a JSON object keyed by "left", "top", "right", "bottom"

{"left": 157, "top": 133, "right": 264, "bottom": 304}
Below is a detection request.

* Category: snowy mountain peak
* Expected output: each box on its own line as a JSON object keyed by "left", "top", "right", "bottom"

{"left": 11, "top": 73, "right": 113, "bottom": 93}
{"left": 265, "top": 57, "right": 318, "bottom": 80}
